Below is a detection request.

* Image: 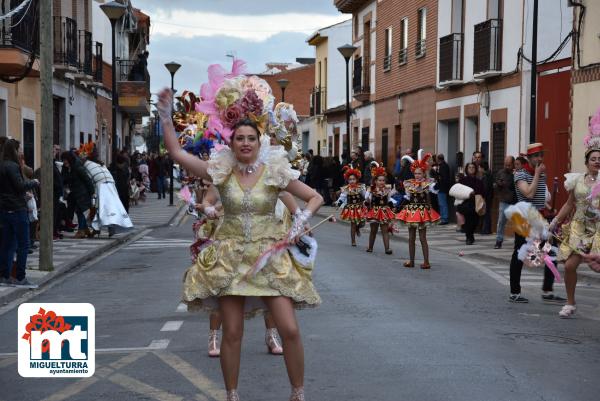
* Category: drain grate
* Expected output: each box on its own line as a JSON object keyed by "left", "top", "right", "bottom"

{"left": 504, "top": 333, "right": 581, "bottom": 345}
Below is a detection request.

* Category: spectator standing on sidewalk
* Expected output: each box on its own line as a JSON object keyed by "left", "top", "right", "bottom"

{"left": 0, "top": 139, "right": 39, "bottom": 288}
{"left": 362, "top": 151, "right": 375, "bottom": 185}
{"left": 494, "top": 156, "right": 517, "bottom": 249}
{"left": 473, "top": 152, "right": 494, "bottom": 234}
{"left": 433, "top": 154, "right": 451, "bottom": 224}
{"left": 110, "top": 154, "right": 131, "bottom": 213}
{"left": 459, "top": 162, "right": 484, "bottom": 245}
{"left": 155, "top": 153, "right": 168, "bottom": 199}
{"left": 509, "top": 143, "right": 565, "bottom": 304}
{"left": 61, "top": 151, "right": 95, "bottom": 238}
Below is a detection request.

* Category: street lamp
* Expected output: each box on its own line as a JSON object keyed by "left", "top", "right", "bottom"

{"left": 164, "top": 61, "right": 181, "bottom": 206}
{"left": 338, "top": 44, "right": 357, "bottom": 157}
{"left": 100, "top": 1, "right": 127, "bottom": 159}
{"left": 277, "top": 78, "right": 290, "bottom": 102}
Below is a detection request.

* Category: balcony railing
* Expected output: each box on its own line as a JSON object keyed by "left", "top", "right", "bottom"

{"left": 78, "top": 30, "right": 92, "bottom": 76}
{"left": 0, "top": 0, "right": 39, "bottom": 53}
{"left": 383, "top": 54, "right": 392, "bottom": 71}
{"left": 398, "top": 48, "right": 408, "bottom": 65}
{"left": 415, "top": 39, "right": 426, "bottom": 58}
{"left": 117, "top": 59, "right": 149, "bottom": 82}
{"left": 93, "top": 41, "right": 102, "bottom": 82}
{"left": 54, "top": 16, "right": 78, "bottom": 67}
{"left": 473, "top": 19, "right": 502, "bottom": 76}
{"left": 439, "top": 33, "right": 463, "bottom": 84}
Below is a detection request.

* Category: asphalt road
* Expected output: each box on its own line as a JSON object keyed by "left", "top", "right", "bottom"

{"left": 0, "top": 216, "right": 599, "bottom": 401}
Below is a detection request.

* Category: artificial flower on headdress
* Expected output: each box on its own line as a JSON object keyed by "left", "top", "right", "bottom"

{"left": 342, "top": 165, "right": 362, "bottom": 181}
{"left": 77, "top": 142, "right": 95, "bottom": 158}
{"left": 196, "top": 59, "right": 274, "bottom": 143}
{"left": 401, "top": 149, "right": 432, "bottom": 173}
{"left": 370, "top": 161, "right": 387, "bottom": 179}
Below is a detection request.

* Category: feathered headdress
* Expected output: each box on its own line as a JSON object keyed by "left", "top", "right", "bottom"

{"left": 370, "top": 161, "right": 387, "bottom": 179}
{"left": 268, "top": 102, "right": 300, "bottom": 162}
{"left": 342, "top": 165, "right": 362, "bottom": 181}
{"left": 584, "top": 107, "right": 600, "bottom": 157}
{"left": 401, "top": 149, "right": 431, "bottom": 172}
{"left": 195, "top": 59, "right": 275, "bottom": 143}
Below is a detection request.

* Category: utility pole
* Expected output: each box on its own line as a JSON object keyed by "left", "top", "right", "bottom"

{"left": 39, "top": 0, "right": 53, "bottom": 271}
{"left": 529, "top": 0, "right": 538, "bottom": 144}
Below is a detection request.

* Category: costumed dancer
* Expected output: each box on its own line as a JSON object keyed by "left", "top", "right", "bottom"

{"left": 160, "top": 59, "right": 322, "bottom": 401}
{"left": 335, "top": 166, "right": 366, "bottom": 247}
{"left": 79, "top": 143, "right": 133, "bottom": 237}
{"left": 550, "top": 107, "right": 600, "bottom": 318}
{"left": 364, "top": 163, "right": 397, "bottom": 254}
{"left": 396, "top": 150, "right": 440, "bottom": 268}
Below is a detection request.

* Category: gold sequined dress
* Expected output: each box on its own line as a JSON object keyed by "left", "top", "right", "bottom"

{"left": 182, "top": 147, "right": 321, "bottom": 318}
{"left": 558, "top": 173, "right": 600, "bottom": 260}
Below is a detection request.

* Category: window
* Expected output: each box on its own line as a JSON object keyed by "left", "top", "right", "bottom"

{"left": 412, "top": 123, "right": 421, "bottom": 152}
{"left": 451, "top": 0, "right": 464, "bottom": 33}
{"left": 23, "top": 119, "right": 34, "bottom": 169}
{"left": 361, "top": 127, "right": 369, "bottom": 152}
{"left": 416, "top": 8, "right": 427, "bottom": 57}
{"left": 354, "top": 15, "right": 359, "bottom": 39}
{"left": 399, "top": 18, "right": 408, "bottom": 64}
{"left": 384, "top": 27, "right": 392, "bottom": 71}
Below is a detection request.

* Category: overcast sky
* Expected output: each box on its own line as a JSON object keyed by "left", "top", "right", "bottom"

{"left": 135, "top": 0, "right": 349, "bottom": 101}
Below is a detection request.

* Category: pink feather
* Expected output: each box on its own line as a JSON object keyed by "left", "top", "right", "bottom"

{"left": 178, "top": 185, "right": 193, "bottom": 205}
{"left": 544, "top": 255, "right": 562, "bottom": 283}
{"left": 228, "top": 59, "right": 247, "bottom": 78}
{"left": 248, "top": 239, "right": 289, "bottom": 277}
{"left": 587, "top": 180, "right": 600, "bottom": 201}
{"left": 590, "top": 107, "right": 600, "bottom": 135}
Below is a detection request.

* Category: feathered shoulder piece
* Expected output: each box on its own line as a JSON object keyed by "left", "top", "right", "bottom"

{"left": 563, "top": 173, "right": 583, "bottom": 192}
{"left": 262, "top": 145, "right": 300, "bottom": 189}
{"left": 206, "top": 147, "right": 236, "bottom": 185}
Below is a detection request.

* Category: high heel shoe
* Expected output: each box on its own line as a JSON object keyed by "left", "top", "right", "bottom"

{"left": 265, "top": 328, "right": 283, "bottom": 355}
{"left": 290, "top": 387, "right": 305, "bottom": 401}
{"left": 366, "top": 248, "right": 373, "bottom": 253}
{"left": 420, "top": 262, "right": 431, "bottom": 269}
{"left": 403, "top": 261, "right": 414, "bottom": 268}
{"left": 226, "top": 390, "right": 240, "bottom": 401}
{"left": 208, "top": 329, "right": 220, "bottom": 357}
{"left": 385, "top": 249, "right": 393, "bottom": 255}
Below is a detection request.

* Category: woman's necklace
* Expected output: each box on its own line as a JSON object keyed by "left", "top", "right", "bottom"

{"left": 237, "top": 160, "right": 261, "bottom": 174}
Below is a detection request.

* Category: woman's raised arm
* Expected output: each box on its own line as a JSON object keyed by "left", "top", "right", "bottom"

{"left": 157, "top": 88, "right": 211, "bottom": 181}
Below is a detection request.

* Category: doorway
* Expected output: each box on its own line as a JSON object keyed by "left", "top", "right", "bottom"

{"left": 23, "top": 119, "right": 34, "bottom": 168}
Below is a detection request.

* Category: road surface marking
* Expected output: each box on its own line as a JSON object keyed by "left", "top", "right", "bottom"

{"left": 0, "top": 357, "right": 16, "bottom": 368}
{"left": 154, "top": 351, "right": 225, "bottom": 401}
{"left": 39, "top": 377, "right": 99, "bottom": 401}
{"left": 161, "top": 321, "right": 184, "bottom": 332}
{"left": 149, "top": 339, "right": 171, "bottom": 349}
{"left": 108, "top": 372, "right": 184, "bottom": 401}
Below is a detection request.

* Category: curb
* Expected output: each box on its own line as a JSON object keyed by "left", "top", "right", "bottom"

{"left": 0, "top": 204, "right": 186, "bottom": 307}
{"left": 316, "top": 211, "right": 600, "bottom": 285}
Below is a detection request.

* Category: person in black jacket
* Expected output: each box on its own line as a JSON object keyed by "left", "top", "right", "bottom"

{"left": 434, "top": 154, "right": 451, "bottom": 224}
{"left": 109, "top": 154, "right": 131, "bottom": 212}
{"left": 0, "top": 139, "right": 39, "bottom": 287}
{"left": 61, "top": 151, "right": 95, "bottom": 238}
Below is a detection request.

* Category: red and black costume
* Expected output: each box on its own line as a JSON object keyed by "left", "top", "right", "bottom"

{"left": 396, "top": 179, "right": 440, "bottom": 227}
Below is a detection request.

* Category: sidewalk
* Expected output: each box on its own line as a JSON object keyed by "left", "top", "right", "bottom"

{"left": 316, "top": 205, "right": 600, "bottom": 284}
{"left": 0, "top": 197, "right": 186, "bottom": 306}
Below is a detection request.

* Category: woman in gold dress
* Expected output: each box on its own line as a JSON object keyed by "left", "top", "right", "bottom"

{"left": 159, "top": 84, "right": 322, "bottom": 401}
{"left": 551, "top": 149, "right": 600, "bottom": 318}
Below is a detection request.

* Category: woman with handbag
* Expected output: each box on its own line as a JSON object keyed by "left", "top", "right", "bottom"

{"left": 459, "top": 163, "right": 485, "bottom": 245}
